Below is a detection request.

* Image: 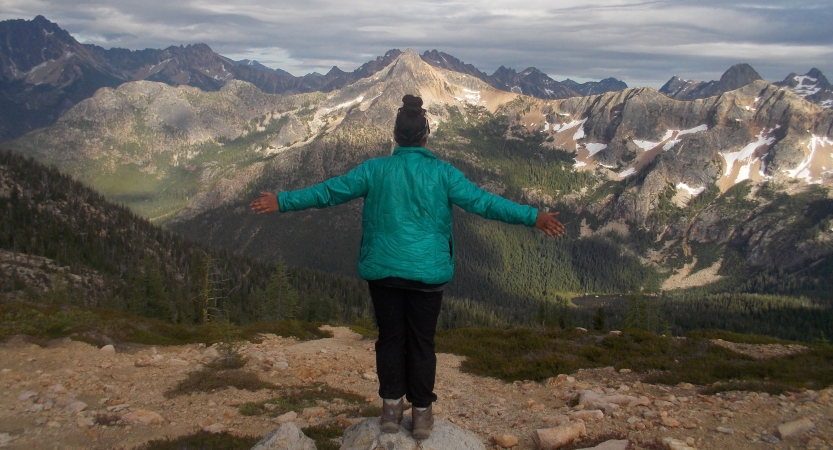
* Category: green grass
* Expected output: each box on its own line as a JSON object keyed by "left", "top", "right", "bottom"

{"left": 87, "top": 161, "right": 200, "bottom": 223}
{"left": 0, "top": 300, "right": 331, "bottom": 346}
{"left": 685, "top": 329, "right": 794, "bottom": 345}
{"left": 348, "top": 317, "right": 378, "bottom": 340}
{"left": 304, "top": 423, "right": 347, "bottom": 450}
{"left": 136, "top": 431, "right": 259, "bottom": 450}
{"left": 164, "top": 369, "right": 276, "bottom": 398}
{"left": 239, "top": 383, "right": 367, "bottom": 417}
{"left": 436, "top": 327, "right": 833, "bottom": 394}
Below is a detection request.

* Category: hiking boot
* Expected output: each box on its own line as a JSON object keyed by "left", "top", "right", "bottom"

{"left": 411, "top": 405, "right": 434, "bottom": 440}
{"left": 380, "top": 398, "right": 404, "bottom": 433}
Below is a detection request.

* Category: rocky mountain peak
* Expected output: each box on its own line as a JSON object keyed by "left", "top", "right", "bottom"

{"left": 325, "top": 66, "right": 346, "bottom": 76}
{"left": 420, "top": 49, "right": 488, "bottom": 81}
{"left": 717, "top": 63, "right": 763, "bottom": 91}
{"left": 660, "top": 63, "right": 763, "bottom": 101}
{"left": 774, "top": 68, "right": 833, "bottom": 108}
{"left": 396, "top": 48, "right": 425, "bottom": 66}
{"left": 806, "top": 67, "right": 826, "bottom": 81}
{"left": 0, "top": 15, "right": 93, "bottom": 77}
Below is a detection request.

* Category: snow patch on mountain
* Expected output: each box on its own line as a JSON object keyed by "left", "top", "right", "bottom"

{"left": 551, "top": 119, "right": 585, "bottom": 133}
{"left": 663, "top": 124, "right": 709, "bottom": 151}
{"left": 676, "top": 183, "right": 706, "bottom": 196}
{"left": 618, "top": 167, "right": 636, "bottom": 178}
{"left": 786, "top": 135, "right": 833, "bottom": 183}
{"left": 573, "top": 123, "right": 587, "bottom": 141}
{"left": 633, "top": 139, "right": 658, "bottom": 151}
{"left": 721, "top": 127, "right": 778, "bottom": 182}
{"left": 326, "top": 96, "right": 364, "bottom": 113}
{"left": 791, "top": 75, "right": 821, "bottom": 96}
{"left": 463, "top": 88, "right": 481, "bottom": 104}
{"left": 585, "top": 143, "right": 607, "bottom": 156}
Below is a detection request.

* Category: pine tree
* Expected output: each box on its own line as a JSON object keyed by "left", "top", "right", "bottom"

{"left": 259, "top": 262, "right": 300, "bottom": 321}
{"left": 592, "top": 307, "right": 606, "bottom": 331}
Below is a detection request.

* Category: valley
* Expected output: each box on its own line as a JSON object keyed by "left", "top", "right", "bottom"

{"left": 1, "top": 10, "right": 833, "bottom": 450}
{"left": 4, "top": 43, "right": 833, "bottom": 339}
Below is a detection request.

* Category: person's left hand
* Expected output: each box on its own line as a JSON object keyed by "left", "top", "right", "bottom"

{"left": 535, "top": 211, "right": 565, "bottom": 237}
{"left": 250, "top": 192, "right": 279, "bottom": 214}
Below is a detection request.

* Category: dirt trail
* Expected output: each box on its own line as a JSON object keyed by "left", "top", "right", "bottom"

{"left": 1, "top": 327, "right": 831, "bottom": 449}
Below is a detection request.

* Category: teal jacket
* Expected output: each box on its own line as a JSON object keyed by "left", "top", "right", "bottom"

{"left": 278, "top": 147, "right": 538, "bottom": 284}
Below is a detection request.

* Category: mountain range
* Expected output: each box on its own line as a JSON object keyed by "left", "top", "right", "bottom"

{"left": 7, "top": 35, "right": 833, "bottom": 309}
{"left": 659, "top": 64, "right": 833, "bottom": 109}
{"left": 0, "top": 16, "right": 628, "bottom": 143}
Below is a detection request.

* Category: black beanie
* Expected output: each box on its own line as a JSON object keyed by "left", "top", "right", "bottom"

{"left": 394, "top": 95, "right": 430, "bottom": 146}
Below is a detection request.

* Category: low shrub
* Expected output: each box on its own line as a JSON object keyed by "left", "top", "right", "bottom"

{"left": 136, "top": 431, "right": 259, "bottom": 450}
{"left": 304, "top": 423, "right": 346, "bottom": 450}
{"left": 0, "top": 299, "right": 331, "bottom": 346}
{"left": 239, "top": 383, "right": 366, "bottom": 417}
{"left": 164, "top": 369, "right": 276, "bottom": 398}
{"left": 436, "top": 327, "right": 833, "bottom": 394}
{"left": 685, "top": 329, "right": 792, "bottom": 345}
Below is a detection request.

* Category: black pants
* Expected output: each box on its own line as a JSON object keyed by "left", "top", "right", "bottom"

{"left": 369, "top": 283, "right": 443, "bottom": 408}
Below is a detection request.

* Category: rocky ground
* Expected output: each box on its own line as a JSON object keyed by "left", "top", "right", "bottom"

{"left": 0, "top": 326, "right": 831, "bottom": 450}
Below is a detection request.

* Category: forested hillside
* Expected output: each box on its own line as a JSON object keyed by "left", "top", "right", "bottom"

{"left": 0, "top": 150, "right": 371, "bottom": 325}
{"left": 0, "top": 150, "right": 545, "bottom": 330}
{"left": 2, "top": 150, "right": 831, "bottom": 341}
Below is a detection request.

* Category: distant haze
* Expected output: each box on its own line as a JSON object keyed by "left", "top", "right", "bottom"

{"left": 0, "top": 0, "right": 831, "bottom": 88}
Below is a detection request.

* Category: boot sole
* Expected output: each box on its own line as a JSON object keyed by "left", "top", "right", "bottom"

{"left": 381, "top": 421, "right": 401, "bottom": 433}
{"left": 412, "top": 428, "right": 432, "bottom": 440}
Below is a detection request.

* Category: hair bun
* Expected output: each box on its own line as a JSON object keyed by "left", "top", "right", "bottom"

{"left": 402, "top": 94, "right": 423, "bottom": 109}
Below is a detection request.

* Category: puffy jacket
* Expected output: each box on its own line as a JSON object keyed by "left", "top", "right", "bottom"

{"left": 278, "top": 147, "right": 538, "bottom": 284}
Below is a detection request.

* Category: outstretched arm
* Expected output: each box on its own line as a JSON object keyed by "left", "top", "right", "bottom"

{"left": 250, "top": 192, "right": 279, "bottom": 214}
{"left": 448, "top": 165, "right": 564, "bottom": 237}
{"left": 251, "top": 163, "right": 371, "bottom": 214}
{"left": 535, "top": 211, "right": 565, "bottom": 237}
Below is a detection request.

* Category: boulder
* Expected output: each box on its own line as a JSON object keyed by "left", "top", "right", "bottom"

{"left": 661, "top": 438, "right": 695, "bottom": 450}
{"left": 64, "top": 400, "right": 88, "bottom": 413}
{"left": 491, "top": 434, "right": 519, "bottom": 448}
{"left": 273, "top": 411, "right": 297, "bottom": 424}
{"left": 121, "top": 409, "right": 164, "bottom": 425}
{"left": 660, "top": 417, "right": 680, "bottom": 428}
{"left": 76, "top": 418, "right": 95, "bottom": 428}
{"left": 17, "top": 391, "right": 37, "bottom": 402}
{"left": 204, "top": 423, "right": 224, "bottom": 433}
{"left": 300, "top": 407, "right": 328, "bottom": 420}
{"left": 531, "top": 421, "right": 587, "bottom": 449}
{"left": 340, "top": 416, "right": 485, "bottom": 450}
{"left": 569, "top": 410, "right": 604, "bottom": 422}
{"left": 776, "top": 417, "right": 815, "bottom": 439}
{"left": 251, "top": 422, "right": 316, "bottom": 450}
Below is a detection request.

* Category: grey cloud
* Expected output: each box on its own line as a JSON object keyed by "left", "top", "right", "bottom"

{"left": 0, "top": 0, "right": 831, "bottom": 87}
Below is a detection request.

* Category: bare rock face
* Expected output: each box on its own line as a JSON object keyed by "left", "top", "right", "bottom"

{"left": 251, "top": 422, "right": 317, "bottom": 450}
{"left": 340, "top": 416, "right": 486, "bottom": 450}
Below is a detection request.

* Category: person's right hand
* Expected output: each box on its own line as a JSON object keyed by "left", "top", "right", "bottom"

{"left": 535, "top": 211, "right": 565, "bottom": 237}
{"left": 250, "top": 192, "right": 279, "bottom": 214}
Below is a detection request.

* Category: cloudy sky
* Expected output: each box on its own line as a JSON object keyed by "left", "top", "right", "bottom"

{"left": 1, "top": 0, "right": 831, "bottom": 88}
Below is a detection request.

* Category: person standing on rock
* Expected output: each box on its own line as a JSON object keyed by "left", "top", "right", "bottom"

{"left": 250, "top": 94, "right": 565, "bottom": 439}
